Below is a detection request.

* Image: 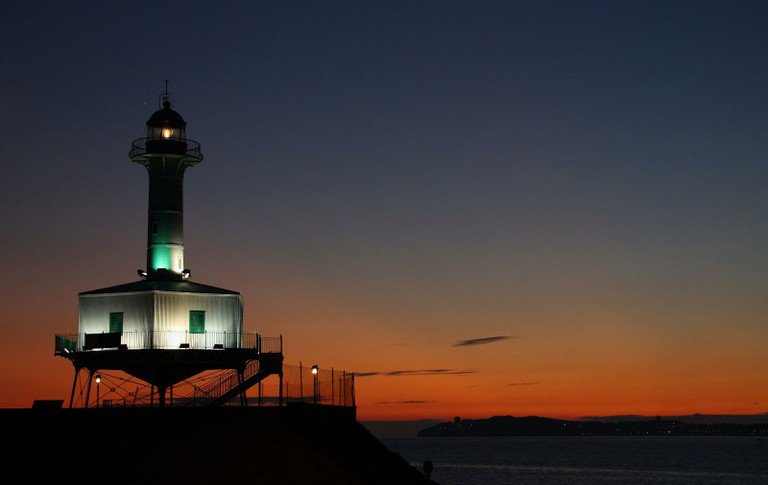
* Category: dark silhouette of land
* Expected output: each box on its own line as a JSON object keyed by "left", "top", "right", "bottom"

{"left": 581, "top": 413, "right": 768, "bottom": 425}
{"left": 363, "top": 419, "right": 442, "bottom": 439}
{"left": 1, "top": 406, "right": 433, "bottom": 484}
{"left": 418, "top": 415, "right": 768, "bottom": 437}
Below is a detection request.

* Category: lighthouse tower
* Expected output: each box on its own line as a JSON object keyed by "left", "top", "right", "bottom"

{"left": 55, "top": 88, "right": 282, "bottom": 407}
{"left": 138, "top": 94, "right": 198, "bottom": 279}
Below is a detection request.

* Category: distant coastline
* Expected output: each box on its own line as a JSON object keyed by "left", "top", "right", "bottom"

{"left": 417, "top": 415, "right": 768, "bottom": 437}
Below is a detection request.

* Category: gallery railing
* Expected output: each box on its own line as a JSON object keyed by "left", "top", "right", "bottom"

{"left": 54, "top": 331, "right": 282, "bottom": 353}
{"left": 129, "top": 137, "right": 203, "bottom": 160}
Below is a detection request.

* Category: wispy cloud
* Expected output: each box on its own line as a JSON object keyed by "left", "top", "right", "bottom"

{"left": 453, "top": 336, "right": 515, "bottom": 347}
{"left": 354, "top": 369, "right": 477, "bottom": 377}
{"left": 375, "top": 400, "right": 438, "bottom": 405}
{"left": 386, "top": 369, "right": 477, "bottom": 376}
{"left": 508, "top": 381, "right": 539, "bottom": 386}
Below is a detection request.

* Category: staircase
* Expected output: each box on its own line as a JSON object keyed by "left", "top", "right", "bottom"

{"left": 182, "top": 359, "right": 270, "bottom": 407}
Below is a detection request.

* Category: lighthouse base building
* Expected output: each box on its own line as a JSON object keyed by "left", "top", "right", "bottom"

{"left": 78, "top": 280, "right": 243, "bottom": 349}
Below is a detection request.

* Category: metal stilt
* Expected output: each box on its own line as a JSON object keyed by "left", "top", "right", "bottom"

{"left": 84, "top": 370, "right": 94, "bottom": 408}
{"left": 68, "top": 367, "right": 80, "bottom": 409}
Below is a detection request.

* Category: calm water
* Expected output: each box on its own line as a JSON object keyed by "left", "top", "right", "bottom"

{"left": 382, "top": 436, "right": 768, "bottom": 484}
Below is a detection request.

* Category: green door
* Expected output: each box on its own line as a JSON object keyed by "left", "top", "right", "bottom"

{"left": 189, "top": 310, "right": 205, "bottom": 334}
{"left": 109, "top": 312, "right": 124, "bottom": 333}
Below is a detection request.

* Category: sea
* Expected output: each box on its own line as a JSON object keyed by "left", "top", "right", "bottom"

{"left": 382, "top": 436, "right": 768, "bottom": 484}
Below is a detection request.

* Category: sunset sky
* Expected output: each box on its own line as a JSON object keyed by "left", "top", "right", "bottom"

{"left": 1, "top": 1, "right": 767, "bottom": 420}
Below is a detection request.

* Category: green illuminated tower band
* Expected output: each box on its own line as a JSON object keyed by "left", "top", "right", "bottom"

{"left": 129, "top": 98, "right": 203, "bottom": 280}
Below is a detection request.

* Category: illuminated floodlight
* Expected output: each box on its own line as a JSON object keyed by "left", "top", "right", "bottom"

{"left": 95, "top": 375, "right": 101, "bottom": 384}
{"left": 311, "top": 365, "right": 318, "bottom": 375}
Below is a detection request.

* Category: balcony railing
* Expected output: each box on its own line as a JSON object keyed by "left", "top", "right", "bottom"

{"left": 55, "top": 331, "right": 281, "bottom": 354}
{"left": 129, "top": 137, "right": 203, "bottom": 160}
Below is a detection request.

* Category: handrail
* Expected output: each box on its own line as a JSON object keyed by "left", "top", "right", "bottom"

{"left": 54, "top": 331, "right": 280, "bottom": 353}
{"left": 183, "top": 359, "right": 263, "bottom": 407}
{"left": 129, "top": 137, "right": 203, "bottom": 160}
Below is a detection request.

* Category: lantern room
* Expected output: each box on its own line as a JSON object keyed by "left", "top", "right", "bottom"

{"left": 147, "top": 99, "right": 187, "bottom": 140}
{"left": 143, "top": 99, "right": 191, "bottom": 157}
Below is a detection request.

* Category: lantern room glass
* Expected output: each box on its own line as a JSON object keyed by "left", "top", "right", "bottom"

{"left": 147, "top": 124, "right": 186, "bottom": 140}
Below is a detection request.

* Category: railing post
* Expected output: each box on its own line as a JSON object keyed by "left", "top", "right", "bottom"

{"left": 299, "top": 361, "right": 303, "bottom": 403}
{"left": 331, "top": 367, "right": 334, "bottom": 406}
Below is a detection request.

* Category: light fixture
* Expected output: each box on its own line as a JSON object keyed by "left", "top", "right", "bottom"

{"left": 311, "top": 365, "right": 319, "bottom": 405}
{"left": 95, "top": 375, "right": 102, "bottom": 408}
{"left": 182, "top": 269, "right": 191, "bottom": 280}
{"left": 137, "top": 269, "right": 147, "bottom": 278}
{"left": 162, "top": 127, "right": 172, "bottom": 139}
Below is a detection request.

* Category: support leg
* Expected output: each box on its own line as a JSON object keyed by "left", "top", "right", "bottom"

{"left": 84, "top": 370, "right": 94, "bottom": 409}
{"left": 278, "top": 372, "right": 283, "bottom": 407}
{"left": 238, "top": 371, "right": 247, "bottom": 407}
{"left": 158, "top": 385, "right": 167, "bottom": 408}
{"left": 69, "top": 367, "right": 80, "bottom": 409}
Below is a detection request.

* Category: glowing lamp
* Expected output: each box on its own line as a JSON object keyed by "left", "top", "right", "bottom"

{"left": 95, "top": 375, "right": 101, "bottom": 384}
{"left": 311, "top": 365, "right": 318, "bottom": 375}
{"left": 162, "top": 127, "right": 172, "bottom": 139}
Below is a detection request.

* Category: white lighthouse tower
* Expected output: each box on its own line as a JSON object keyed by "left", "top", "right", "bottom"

{"left": 56, "top": 88, "right": 282, "bottom": 407}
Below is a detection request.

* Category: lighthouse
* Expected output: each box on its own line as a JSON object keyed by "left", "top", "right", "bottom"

{"left": 55, "top": 88, "right": 282, "bottom": 407}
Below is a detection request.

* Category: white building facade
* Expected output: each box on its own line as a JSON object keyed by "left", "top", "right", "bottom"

{"left": 78, "top": 281, "right": 243, "bottom": 350}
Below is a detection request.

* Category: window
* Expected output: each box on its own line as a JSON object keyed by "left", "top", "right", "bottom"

{"left": 189, "top": 310, "right": 205, "bottom": 334}
{"left": 109, "top": 312, "right": 124, "bottom": 333}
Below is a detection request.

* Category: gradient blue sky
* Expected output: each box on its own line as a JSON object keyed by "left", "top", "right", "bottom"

{"left": 1, "top": 1, "right": 767, "bottom": 418}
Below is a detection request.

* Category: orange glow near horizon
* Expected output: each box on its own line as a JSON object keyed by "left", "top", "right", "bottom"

{"left": 4, "top": 263, "right": 767, "bottom": 423}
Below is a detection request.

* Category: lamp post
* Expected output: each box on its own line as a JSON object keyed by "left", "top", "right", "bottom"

{"left": 311, "top": 365, "right": 318, "bottom": 404}
{"left": 95, "top": 375, "right": 101, "bottom": 408}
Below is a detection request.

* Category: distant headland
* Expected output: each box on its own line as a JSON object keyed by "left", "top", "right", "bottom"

{"left": 418, "top": 415, "right": 768, "bottom": 437}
